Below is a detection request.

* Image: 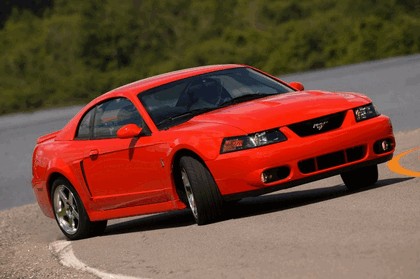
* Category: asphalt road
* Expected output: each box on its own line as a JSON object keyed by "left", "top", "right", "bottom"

{"left": 1, "top": 129, "right": 419, "bottom": 278}
{"left": 70, "top": 129, "right": 420, "bottom": 279}
{"left": 1, "top": 55, "right": 419, "bottom": 278}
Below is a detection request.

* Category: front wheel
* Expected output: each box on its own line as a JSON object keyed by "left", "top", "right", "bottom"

{"left": 51, "top": 178, "right": 107, "bottom": 240}
{"left": 341, "top": 165, "right": 378, "bottom": 190}
{"left": 179, "top": 156, "right": 224, "bottom": 225}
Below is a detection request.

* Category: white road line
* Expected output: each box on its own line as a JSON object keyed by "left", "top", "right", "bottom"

{"left": 49, "top": 240, "right": 147, "bottom": 279}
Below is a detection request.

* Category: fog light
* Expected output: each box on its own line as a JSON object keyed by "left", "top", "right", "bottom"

{"left": 374, "top": 138, "right": 394, "bottom": 154}
{"left": 261, "top": 172, "right": 272, "bottom": 183}
{"left": 261, "top": 166, "right": 290, "bottom": 183}
{"left": 381, "top": 140, "right": 389, "bottom": 151}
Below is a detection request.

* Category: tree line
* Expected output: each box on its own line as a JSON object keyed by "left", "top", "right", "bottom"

{"left": 0, "top": 0, "right": 419, "bottom": 114}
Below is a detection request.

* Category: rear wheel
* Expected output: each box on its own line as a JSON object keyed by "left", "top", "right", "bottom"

{"left": 51, "top": 178, "right": 107, "bottom": 240}
{"left": 341, "top": 165, "right": 378, "bottom": 190}
{"left": 179, "top": 156, "right": 224, "bottom": 225}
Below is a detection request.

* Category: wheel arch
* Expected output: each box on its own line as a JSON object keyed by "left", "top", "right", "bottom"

{"left": 47, "top": 172, "right": 73, "bottom": 203}
{"left": 46, "top": 169, "right": 91, "bottom": 217}
{"left": 171, "top": 148, "right": 209, "bottom": 204}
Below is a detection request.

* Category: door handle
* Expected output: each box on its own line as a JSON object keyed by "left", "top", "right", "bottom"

{"left": 89, "top": 149, "right": 99, "bottom": 160}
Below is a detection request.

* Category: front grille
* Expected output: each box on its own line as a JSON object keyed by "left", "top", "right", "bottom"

{"left": 298, "top": 145, "right": 366, "bottom": 174}
{"left": 288, "top": 112, "right": 345, "bottom": 137}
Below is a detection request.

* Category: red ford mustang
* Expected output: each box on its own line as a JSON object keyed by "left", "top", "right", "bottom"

{"left": 32, "top": 65, "right": 395, "bottom": 240}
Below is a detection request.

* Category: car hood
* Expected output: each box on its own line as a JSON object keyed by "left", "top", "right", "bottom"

{"left": 185, "top": 90, "right": 371, "bottom": 134}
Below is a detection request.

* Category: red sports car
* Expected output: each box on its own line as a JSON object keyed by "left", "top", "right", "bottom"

{"left": 32, "top": 65, "right": 395, "bottom": 240}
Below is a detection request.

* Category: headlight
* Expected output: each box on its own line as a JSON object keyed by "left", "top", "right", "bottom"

{"left": 353, "top": 104, "right": 379, "bottom": 122}
{"left": 221, "top": 129, "right": 287, "bottom": 153}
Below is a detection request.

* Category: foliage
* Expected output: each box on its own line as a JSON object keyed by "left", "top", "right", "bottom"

{"left": 0, "top": 0, "right": 419, "bottom": 114}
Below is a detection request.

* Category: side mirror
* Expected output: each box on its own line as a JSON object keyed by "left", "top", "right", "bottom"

{"left": 116, "top": 124, "right": 142, "bottom": 139}
{"left": 289, "top": 81, "right": 304, "bottom": 91}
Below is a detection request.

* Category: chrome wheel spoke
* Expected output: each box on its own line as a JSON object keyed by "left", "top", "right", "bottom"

{"left": 68, "top": 192, "right": 75, "bottom": 207}
{"left": 69, "top": 215, "right": 77, "bottom": 230}
{"left": 56, "top": 205, "right": 67, "bottom": 218}
{"left": 58, "top": 188, "right": 68, "bottom": 204}
{"left": 72, "top": 208, "right": 79, "bottom": 221}
{"left": 181, "top": 169, "right": 198, "bottom": 219}
{"left": 68, "top": 193, "right": 78, "bottom": 214}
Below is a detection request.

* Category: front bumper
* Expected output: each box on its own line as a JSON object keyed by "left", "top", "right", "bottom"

{"left": 207, "top": 114, "right": 395, "bottom": 199}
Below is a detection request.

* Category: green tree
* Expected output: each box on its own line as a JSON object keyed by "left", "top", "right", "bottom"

{"left": 0, "top": 0, "right": 419, "bottom": 115}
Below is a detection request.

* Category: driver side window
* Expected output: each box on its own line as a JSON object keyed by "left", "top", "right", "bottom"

{"left": 76, "top": 98, "right": 144, "bottom": 140}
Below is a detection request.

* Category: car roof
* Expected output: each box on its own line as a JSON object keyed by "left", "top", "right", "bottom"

{"left": 57, "top": 64, "right": 248, "bottom": 141}
{"left": 106, "top": 64, "right": 245, "bottom": 98}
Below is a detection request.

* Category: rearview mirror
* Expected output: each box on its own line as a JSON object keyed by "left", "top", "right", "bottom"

{"left": 116, "top": 124, "right": 142, "bottom": 139}
{"left": 289, "top": 81, "right": 304, "bottom": 91}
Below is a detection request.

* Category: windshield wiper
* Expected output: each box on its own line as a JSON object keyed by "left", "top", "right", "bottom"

{"left": 219, "top": 93, "right": 273, "bottom": 107}
{"left": 156, "top": 107, "right": 216, "bottom": 129}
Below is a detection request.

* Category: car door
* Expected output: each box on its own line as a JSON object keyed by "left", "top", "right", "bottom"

{"left": 77, "top": 97, "right": 170, "bottom": 211}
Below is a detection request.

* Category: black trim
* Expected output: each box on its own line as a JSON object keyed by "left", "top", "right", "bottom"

{"left": 80, "top": 161, "right": 92, "bottom": 197}
{"left": 288, "top": 111, "right": 346, "bottom": 137}
{"left": 223, "top": 154, "right": 393, "bottom": 201}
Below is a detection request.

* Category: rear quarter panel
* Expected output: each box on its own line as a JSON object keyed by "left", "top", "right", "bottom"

{"left": 32, "top": 139, "right": 89, "bottom": 218}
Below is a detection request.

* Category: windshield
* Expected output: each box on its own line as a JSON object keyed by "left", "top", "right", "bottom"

{"left": 138, "top": 67, "right": 293, "bottom": 130}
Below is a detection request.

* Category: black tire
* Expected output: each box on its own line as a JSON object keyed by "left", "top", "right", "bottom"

{"left": 51, "top": 178, "right": 107, "bottom": 240}
{"left": 340, "top": 164, "right": 378, "bottom": 190}
{"left": 179, "top": 156, "right": 224, "bottom": 225}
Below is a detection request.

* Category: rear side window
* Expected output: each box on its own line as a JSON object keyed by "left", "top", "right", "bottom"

{"left": 76, "top": 98, "right": 144, "bottom": 140}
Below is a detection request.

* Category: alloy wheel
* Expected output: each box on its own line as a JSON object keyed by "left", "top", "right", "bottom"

{"left": 53, "top": 184, "right": 79, "bottom": 235}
